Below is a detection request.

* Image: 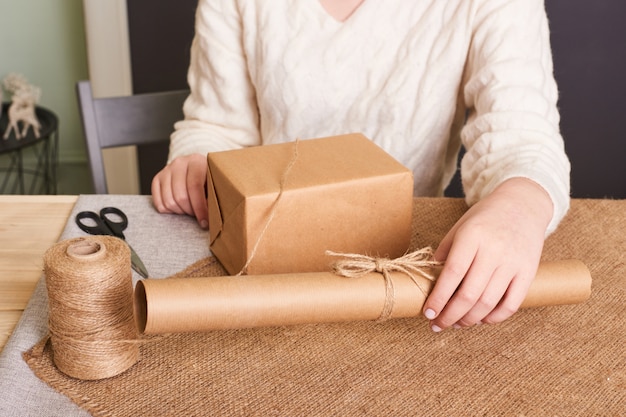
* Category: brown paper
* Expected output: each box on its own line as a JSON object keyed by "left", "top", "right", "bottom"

{"left": 135, "top": 259, "right": 591, "bottom": 335}
{"left": 206, "top": 133, "right": 414, "bottom": 275}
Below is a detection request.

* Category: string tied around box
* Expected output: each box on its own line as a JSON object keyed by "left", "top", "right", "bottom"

{"left": 327, "top": 248, "right": 442, "bottom": 321}
{"left": 42, "top": 235, "right": 140, "bottom": 380}
{"left": 238, "top": 138, "right": 300, "bottom": 276}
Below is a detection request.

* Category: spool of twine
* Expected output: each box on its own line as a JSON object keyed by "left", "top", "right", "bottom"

{"left": 43, "top": 235, "right": 139, "bottom": 380}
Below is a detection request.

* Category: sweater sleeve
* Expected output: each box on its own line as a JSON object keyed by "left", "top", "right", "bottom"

{"left": 460, "top": 0, "right": 570, "bottom": 234}
{"left": 167, "top": 0, "right": 260, "bottom": 163}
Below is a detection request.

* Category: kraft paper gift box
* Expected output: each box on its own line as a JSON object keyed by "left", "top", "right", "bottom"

{"left": 206, "top": 133, "right": 414, "bottom": 275}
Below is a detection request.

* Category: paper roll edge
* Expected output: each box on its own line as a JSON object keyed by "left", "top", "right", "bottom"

{"left": 521, "top": 259, "right": 592, "bottom": 308}
{"left": 134, "top": 280, "right": 148, "bottom": 334}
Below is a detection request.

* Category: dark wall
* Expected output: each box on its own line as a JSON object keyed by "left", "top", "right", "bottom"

{"left": 127, "top": 1, "right": 625, "bottom": 199}
{"left": 127, "top": 0, "right": 196, "bottom": 94}
{"left": 545, "top": 0, "right": 626, "bottom": 199}
{"left": 127, "top": 0, "right": 196, "bottom": 193}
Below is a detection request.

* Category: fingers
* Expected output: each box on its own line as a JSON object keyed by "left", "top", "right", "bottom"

{"left": 433, "top": 231, "right": 453, "bottom": 263}
{"left": 152, "top": 159, "right": 188, "bottom": 215}
{"left": 426, "top": 266, "right": 516, "bottom": 332}
{"left": 151, "top": 155, "right": 209, "bottom": 229}
{"left": 186, "top": 157, "right": 209, "bottom": 229}
{"left": 481, "top": 269, "right": 533, "bottom": 324}
{"left": 424, "top": 250, "right": 533, "bottom": 332}
{"left": 152, "top": 173, "right": 179, "bottom": 214}
{"left": 424, "top": 231, "right": 476, "bottom": 324}
{"left": 424, "top": 240, "right": 490, "bottom": 331}
{"left": 423, "top": 225, "right": 531, "bottom": 332}
{"left": 421, "top": 179, "right": 550, "bottom": 333}
{"left": 453, "top": 265, "right": 515, "bottom": 327}
{"left": 169, "top": 158, "right": 197, "bottom": 216}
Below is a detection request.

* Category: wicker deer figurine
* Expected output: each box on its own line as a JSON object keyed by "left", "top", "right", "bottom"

{"left": 3, "top": 74, "right": 41, "bottom": 140}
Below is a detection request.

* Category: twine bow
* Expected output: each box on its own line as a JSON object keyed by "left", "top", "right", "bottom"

{"left": 327, "top": 247, "right": 442, "bottom": 321}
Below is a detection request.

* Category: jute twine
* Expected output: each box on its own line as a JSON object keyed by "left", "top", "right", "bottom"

{"left": 327, "top": 248, "right": 442, "bottom": 321}
{"left": 43, "top": 235, "right": 139, "bottom": 380}
{"left": 237, "top": 138, "right": 300, "bottom": 275}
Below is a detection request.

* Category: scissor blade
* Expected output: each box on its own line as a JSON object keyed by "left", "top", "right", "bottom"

{"left": 128, "top": 244, "right": 149, "bottom": 278}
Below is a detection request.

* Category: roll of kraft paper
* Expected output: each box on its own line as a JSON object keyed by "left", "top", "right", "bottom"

{"left": 134, "top": 259, "right": 591, "bottom": 335}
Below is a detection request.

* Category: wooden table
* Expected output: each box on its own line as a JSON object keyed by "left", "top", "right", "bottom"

{"left": 0, "top": 195, "right": 77, "bottom": 352}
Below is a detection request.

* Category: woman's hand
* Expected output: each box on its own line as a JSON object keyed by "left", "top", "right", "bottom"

{"left": 423, "top": 177, "right": 554, "bottom": 331}
{"left": 151, "top": 154, "right": 209, "bottom": 229}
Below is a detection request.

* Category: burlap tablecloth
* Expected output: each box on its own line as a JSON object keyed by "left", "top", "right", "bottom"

{"left": 4, "top": 196, "right": 626, "bottom": 416}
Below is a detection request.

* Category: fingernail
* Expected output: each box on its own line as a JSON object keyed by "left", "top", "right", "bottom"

{"left": 431, "top": 324, "right": 442, "bottom": 333}
{"left": 453, "top": 324, "right": 462, "bottom": 329}
{"left": 200, "top": 219, "right": 209, "bottom": 229}
{"left": 424, "top": 309, "right": 436, "bottom": 320}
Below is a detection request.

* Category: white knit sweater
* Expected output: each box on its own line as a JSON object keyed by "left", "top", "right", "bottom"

{"left": 169, "top": 0, "right": 570, "bottom": 233}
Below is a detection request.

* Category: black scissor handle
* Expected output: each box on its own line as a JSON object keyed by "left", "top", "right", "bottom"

{"left": 75, "top": 211, "right": 112, "bottom": 236}
{"left": 99, "top": 207, "right": 128, "bottom": 239}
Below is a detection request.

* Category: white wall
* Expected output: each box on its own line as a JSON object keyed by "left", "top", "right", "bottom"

{"left": 0, "top": 0, "right": 89, "bottom": 164}
{"left": 82, "top": 0, "right": 139, "bottom": 194}
{"left": 0, "top": 0, "right": 140, "bottom": 194}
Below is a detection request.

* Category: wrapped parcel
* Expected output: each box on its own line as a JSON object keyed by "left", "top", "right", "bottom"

{"left": 206, "top": 133, "right": 414, "bottom": 275}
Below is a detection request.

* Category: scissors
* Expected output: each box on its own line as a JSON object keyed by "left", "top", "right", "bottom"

{"left": 75, "top": 206, "right": 149, "bottom": 278}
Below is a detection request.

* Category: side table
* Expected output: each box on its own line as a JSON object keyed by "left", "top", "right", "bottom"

{"left": 0, "top": 102, "right": 58, "bottom": 194}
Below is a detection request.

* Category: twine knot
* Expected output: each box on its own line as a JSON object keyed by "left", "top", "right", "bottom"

{"left": 375, "top": 258, "right": 385, "bottom": 274}
{"left": 327, "top": 247, "right": 442, "bottom": 321}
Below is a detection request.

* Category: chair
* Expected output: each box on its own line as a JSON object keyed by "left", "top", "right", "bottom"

{"left": 76, "top": 80, "right": 189, "bottom": 194}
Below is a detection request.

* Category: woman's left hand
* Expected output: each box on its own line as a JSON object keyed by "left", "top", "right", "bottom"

{"left": 423, "top": 177, "right": 554, "bottom": 331}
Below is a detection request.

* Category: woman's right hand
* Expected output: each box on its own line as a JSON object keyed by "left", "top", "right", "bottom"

{"left": 151, "top": 154, "right": 209, "bottom": 229}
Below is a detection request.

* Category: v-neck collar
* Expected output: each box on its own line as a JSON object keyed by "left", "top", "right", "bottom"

{"left": 312, "top": 0, "right": 368, "bottom": 25}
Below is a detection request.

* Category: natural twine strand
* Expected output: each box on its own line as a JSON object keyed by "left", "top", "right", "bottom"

{"left": 44, "top": 236, "right": 139, "bottom": 380}
{"left": 327, "top": 247, "right": 442, "bottom": 321}
{"left": 237, "top": 139, "right": 300, "bottom": 275}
